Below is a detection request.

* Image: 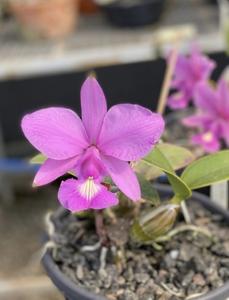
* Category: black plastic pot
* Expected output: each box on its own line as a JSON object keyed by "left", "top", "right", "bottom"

{"left": 42, "top": 184, "right": 229, "bottom": 300}
{"left": 101, "top": 0, "right": 166, "bottom": 28}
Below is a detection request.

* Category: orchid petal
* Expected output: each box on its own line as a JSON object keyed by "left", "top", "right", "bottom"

{"left": 167, "top": 91, "right": 190, "bottom": 109}
{"left": 33, "top": 156, "right": 79, "bottom": 186}
{"left": 101, "top": 155, "right": 140, "bottom": 201}
{"left": 194, "top": 82, "right": 217, "bottom": 115}
{"left": 219, "top": 120, "right": 229, "bottom": 146}
{"left": 217, "top": 80, "right": 229, "bottom": 117}
{"left": 98, "top": 104, "right": 164, "bottom": 161}
{"left": 81, "top": 77, "right": 107, "bottom": 143}
{"left": 21, "top": 108, "right": 89, "bottom": 160}
{"left": 58, "top": 178, "right": 118, "bottom": 212}
{"left": 192, "top": 133, "right": 220, "bottom": 153}
{"left": 182, "top": 114, "right": 212, "bottom": 129}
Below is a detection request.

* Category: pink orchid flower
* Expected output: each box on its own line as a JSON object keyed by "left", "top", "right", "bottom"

{"left": 168, "top": 47, "right": 215, "bottom": 110}
{"left": 183, "top": 80, "right": 229, "bottom": 153}
{"left": 21, "top": 77, "right": 164, "bottom": 212}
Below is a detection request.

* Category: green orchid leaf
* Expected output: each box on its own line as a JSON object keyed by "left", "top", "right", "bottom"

{"left": 142, "top": 146, "right": 192, "bottom": 201}
{"left": 134, "top": 143, "right": 195, "bottom": 180}
{"left": 137, "top": 174, "right": 160, "bottom": 206}
{"left": 157, "top": 143, "right": 195, "bottom": 169}
{"left": 30, "top": 153, "right": 47, "bottom": 164}
{"left": 181, "top": 150, "right": 229, "bottom": 190}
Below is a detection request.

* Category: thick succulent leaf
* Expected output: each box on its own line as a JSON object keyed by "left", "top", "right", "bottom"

{"left": 30, "top": 153, "right": 47, "bottom": 164}
{"left": 134, "top": 143, "right": 195, "bottom": 180}
{"left": 142, "top": 146, "right": 192, "bottom": 201}
{"left": 137, "top": 174, "right": 160, "bottom": 206}
{"left": 181, "top": 150, "right": 229, "bottom": 189}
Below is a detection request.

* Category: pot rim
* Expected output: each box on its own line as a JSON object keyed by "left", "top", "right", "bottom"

{"left": 42, "top": 184, "right": 229, "bottom": 300}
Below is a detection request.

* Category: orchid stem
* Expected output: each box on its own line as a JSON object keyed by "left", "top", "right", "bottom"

{"left": 95, "top": 210, "right": 108, "bottom": 246}
{"left": 157, "top": 47, "right": 178, "bottom": 115}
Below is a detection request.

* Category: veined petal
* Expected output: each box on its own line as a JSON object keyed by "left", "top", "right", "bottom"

{"left": 81, "top": 77, "right": 107, "bottom": 143}
{"left": 33, "top": 156, "right": 79, "bottom": 187}
{"left": 58, "top": 178, "right": 118, "bottom": 212}
{"left": 98, "top": 104, "right": 164, "bottom": 161}
{"left": 21, "top": 107, "right": 89, "bottom": 160}
{"left": 101, "top": 154, "right": 140, "bottom": 201}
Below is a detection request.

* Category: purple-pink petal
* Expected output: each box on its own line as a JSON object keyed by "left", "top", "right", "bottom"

{"left": 33, "top": 156, "right": 79, "bottom": 187}
{"left": 21, "top": 107, "right": 89, "bottom": 160}
{"left": 194, "top": 82, "right": 217, "bottom": 115}
{"left": 217, "top": 80, "right": 229, "bottom": 118}
{"left": 81, "top": 77, "right": 107, "bottom": 143}
{"left": 167, "top": 91, "right": 190, "bottom": 109}
{"left": 191, "top": 132, "right": 220, "bottom": 153}
{"left": 98, "top": 104, "right": 164, "bottom": 161}
{"left": 101, "top": 154, "right": 140, "bottom": 201}
{"left": 182, "top": 114, "right": 212, "bottom": 129}
{"left": 58, "top": 178, "right": 118, "bottom": 212}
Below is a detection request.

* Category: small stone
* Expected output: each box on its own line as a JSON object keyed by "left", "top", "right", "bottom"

{"left": 123, "top": 266, "right": 134, "bottom": 282}
{"left": 117, "top": 276, "right": 126, "bottom": 286}
{"left": 135, "top": 273, "right": 150, "bottom": 284}
{"left": 192, "top": 273, "right": 206, "bottom": 286}
{"left": 158, "top": 269, "right": 168, "bottom": 281}
{"left": 107, "top": 294, "right": 117, "bottom": 300}
{"left": 220, "top": 258, "right": 229, "bottom": 268}
{"left": 170, "top": 250, "right": 179, "bottom": 260}
{"left": 117, "top": 289, "right": 124, "bottom": 296}
{"left": 219, "top": 267, "right": 229, "bottom": 280}
{"left": 76, "top": 265, "right": 84, "bottom": 280}
{"left": 163, "top": 253, "right": 176, "bottom": 268}
{"left": 121, "top": 290, "right": 138, "bottom": 300}
{"left": 181, "top": 271, "right": 194, "bottom": 287}
{"left": 211, "top": 244, "right": 229, "bottom": 257}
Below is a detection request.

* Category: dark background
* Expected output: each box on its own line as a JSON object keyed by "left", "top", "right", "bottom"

{"left": 0, "top": 52, "right": 228, "bottom": 144}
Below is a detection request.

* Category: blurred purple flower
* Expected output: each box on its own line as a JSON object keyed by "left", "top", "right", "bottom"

{"left": 168, "top": 47, "right": 215, "bottom": 109}
{"left": 21, "top": 77, "right": 164, "bottom": 212}
{"left": 183, "top": 80, "right": 229, "bottom": 153}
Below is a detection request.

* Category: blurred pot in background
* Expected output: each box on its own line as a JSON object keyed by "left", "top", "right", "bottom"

{"left": 95, "top": 0, "right": 166, "bottom": 28}
{"left": 79, "top": 0, "right": 99, "bottom": 14}
{"left": 8, "top": 0, "right": 79, "bottom": 39}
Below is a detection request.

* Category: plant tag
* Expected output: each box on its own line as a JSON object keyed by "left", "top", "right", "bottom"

{"left": 210, "top": 182, "right": 228, "bottom": 210}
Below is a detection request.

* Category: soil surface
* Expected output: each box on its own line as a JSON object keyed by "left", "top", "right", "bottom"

{"left": 51, "top": 201, "right": 229, "bottom": 300}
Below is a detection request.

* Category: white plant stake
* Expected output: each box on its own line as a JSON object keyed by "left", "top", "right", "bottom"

{"left": 210, "top": 181, "right": 229, "bottom": 210}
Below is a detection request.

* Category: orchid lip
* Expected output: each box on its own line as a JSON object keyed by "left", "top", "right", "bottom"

{"left": 79, "top": 177, "right": 101, "bottom": 202}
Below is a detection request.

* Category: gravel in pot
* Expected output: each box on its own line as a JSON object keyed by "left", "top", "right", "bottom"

{"left": 43, "top": 184, "right": 229, "bottom": 300}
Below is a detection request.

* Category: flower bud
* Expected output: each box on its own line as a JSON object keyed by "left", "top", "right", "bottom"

{"left": 131, "top": 203, "right": 180, "bottom": 243}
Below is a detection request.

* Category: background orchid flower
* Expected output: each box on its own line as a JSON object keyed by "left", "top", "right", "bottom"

{"left": 183, "top": 80, "right": 229, "bottom": 153}
{"left": 21, "top": 77, "right": 164, "bottom": 212}
{"left": 167, "top": 47, "right": 215, "bottom": 110}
